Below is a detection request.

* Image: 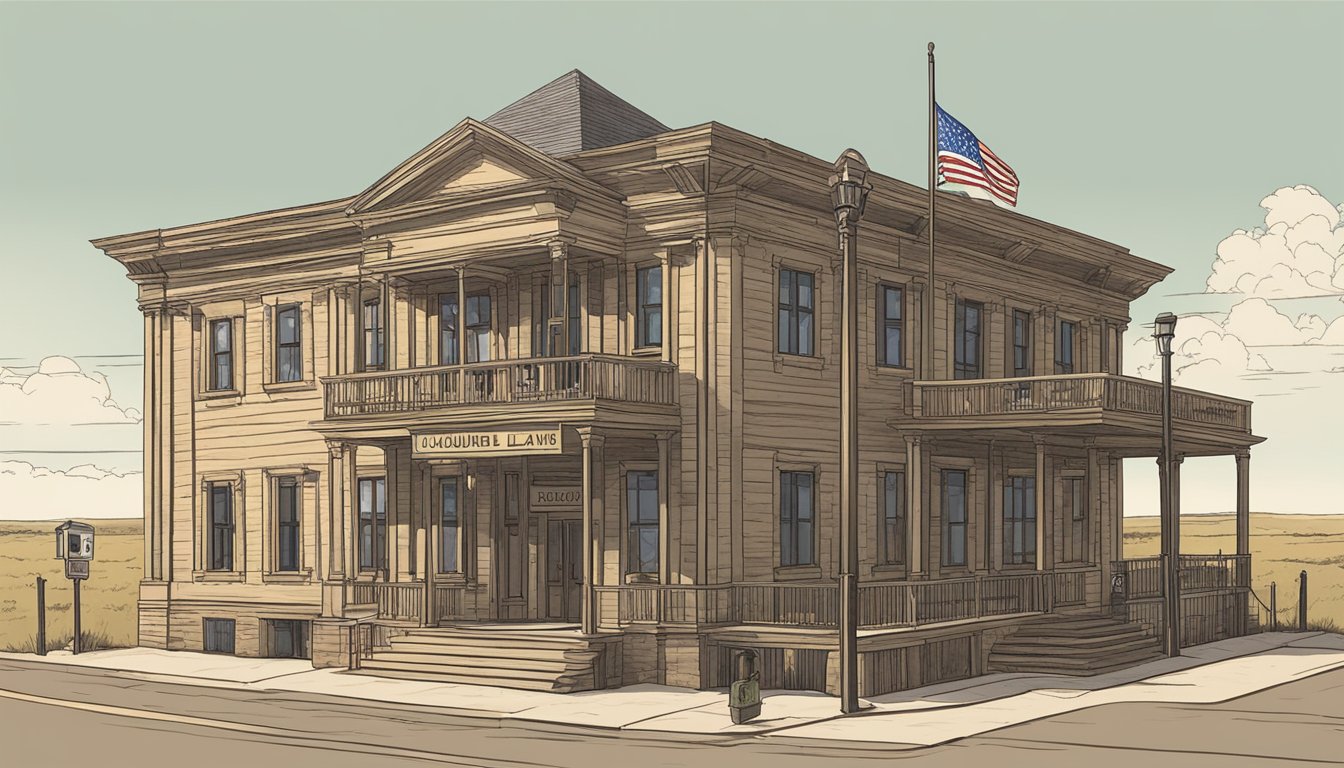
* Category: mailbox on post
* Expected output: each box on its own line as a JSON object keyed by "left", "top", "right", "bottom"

{"left": 54, "top": 521, "right": 94, "bottom": 654}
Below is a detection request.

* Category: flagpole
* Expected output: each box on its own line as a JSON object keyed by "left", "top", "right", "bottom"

{"left": 926, "top": 41, "right": 937, "bottom": 381}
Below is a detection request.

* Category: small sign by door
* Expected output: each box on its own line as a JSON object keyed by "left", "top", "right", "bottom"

{"left": 530, "top": 485, "right": 582, "bottom": 512}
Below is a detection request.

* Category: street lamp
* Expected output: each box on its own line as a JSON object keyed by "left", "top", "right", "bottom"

{"left": 830, "top": 149, "right": 871, "bottom": 714}
{"left": 1153, "top": 312, "right": 1180, "bottom": 657}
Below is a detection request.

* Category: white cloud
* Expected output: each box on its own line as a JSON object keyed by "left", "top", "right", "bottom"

{"left": 1205, "top": 185, "right": 1344, "bottom": 298}
{"left": 0, "top": 461, "right": 141, "bottom": 520}
{"left": 1221, "top": 297, "right": 1326, "bottom": 346}
{"left": 0, "top": 356, "right": 142, "bottom": 426}
{"left": 1130, "top": 308, "right": 1271, "bottom": 395}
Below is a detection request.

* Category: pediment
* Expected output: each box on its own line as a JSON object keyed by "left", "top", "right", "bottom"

{"left": 347, "top": 118, "right": 618, "bottom": 216}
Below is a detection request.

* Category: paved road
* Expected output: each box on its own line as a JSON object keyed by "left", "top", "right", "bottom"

{"left": 0, "top": 659, "right": 1340, "bottom": 767}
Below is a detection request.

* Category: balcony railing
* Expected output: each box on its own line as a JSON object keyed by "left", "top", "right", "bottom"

{"left": 323, "top": 354, "right": 677, "bottom": 419}
{"left": 1111, "top": 554, "right": 1251, "bottom": 600}
{"left": 913, "top": 373, "right": 1250, "bottom": 432}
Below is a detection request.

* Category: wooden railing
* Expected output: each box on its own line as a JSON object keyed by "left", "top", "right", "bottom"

{"left": 598, "top": 572, "right": 1062, "bottom": 630}
{"left": 323, "top": 354, "right": 678, "bottom": 418}
{"left": 1112, "top": 554, "right": 1251, "bottom": 600}
{"left": 347, "top": 582, "right": 424, "bottom": 622}
{"left": 914, "top": 373, "right": 1251, "bottom": 432}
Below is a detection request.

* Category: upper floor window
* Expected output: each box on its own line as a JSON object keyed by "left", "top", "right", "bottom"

{"left": 466, "top": 294, "right": 492, "bottom": 363}
{"left": 1012, "top": 309, "right": 1033, "bottom": 378}
{"left": 209, "top": 482, "right": 234, "bottom": 571}
{"left": 779, "top": 470, "right": 815, "bottom": 567}
{"left": 777, "top": 268, "right": 815, "bottom": 356}
{"left": 626, "top": 470, "right": 659, "bottom": 575}
{"left": 209, "top": 319, "right": 234, "bottom": 391}
{"left": 954, "top": 298, "right": 984, "bottom": 380}
{"left": 363, "top": 299, "right": 385, "bottom": 370}
{"left": 636, "top": 265, "right": 663, "bottom": 349}
{"left": 440, "top": 293, "right": 459, "bottom": 365}
{"left": 275, "top": 305, "right": 302, "bottom": 383}
{"left": 878, "top": 284, "right": 904, "bottom": 367}
{"left": 880, "top": 471, "right": 906, "bottom": 566}
{"left": 942, "top": 469, "right": 968, "bottom": 568}
{"left": 1055, "top": 319, "right": 1078, "bottom": 374}
{"left": 276, "top": 477, "right": 300, "bottom": 572}
{"left": 565, "top": 281, "right": 581, "bottom": 355}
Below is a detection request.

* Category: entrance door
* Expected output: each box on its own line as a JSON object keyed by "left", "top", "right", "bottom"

{"left": 545, "top": 519, "right": 583, "bottom": 622}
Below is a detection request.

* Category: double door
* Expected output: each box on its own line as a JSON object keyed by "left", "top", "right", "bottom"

{"left": 545, "top": 518, "right": 582, "bottom": 622}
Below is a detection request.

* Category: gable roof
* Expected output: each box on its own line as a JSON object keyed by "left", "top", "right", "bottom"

{"left": 485, "top": 69, "right": 670, "bottom": 156}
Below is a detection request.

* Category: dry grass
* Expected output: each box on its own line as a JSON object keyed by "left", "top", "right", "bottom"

{"left": 1124, "top": 513, "right": 1344, "bottom": 630}
{"left": 0, "top": 519, "right": 141, "bottom": 652}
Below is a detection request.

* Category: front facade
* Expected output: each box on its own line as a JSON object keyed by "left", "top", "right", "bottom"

{"left": 95, "top": 72, "right": 1263, "bottom": 694}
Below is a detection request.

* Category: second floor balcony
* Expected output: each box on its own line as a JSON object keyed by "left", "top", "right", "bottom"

{"left": 322, "top": 354, "right": 678, "bottom": 423}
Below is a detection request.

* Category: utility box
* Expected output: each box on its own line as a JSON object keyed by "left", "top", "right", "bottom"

{"left": 56, "top": 521, "right": 95, "bottom": 579}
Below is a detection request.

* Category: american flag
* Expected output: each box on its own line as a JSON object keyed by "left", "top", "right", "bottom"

{"left": 936, "top": 104, "right": 1019, "bottom": 208}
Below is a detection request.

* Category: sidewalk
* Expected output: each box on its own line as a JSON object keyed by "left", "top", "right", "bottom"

{"left": 3, "top": 631, "right": 1342, "bottom": 746}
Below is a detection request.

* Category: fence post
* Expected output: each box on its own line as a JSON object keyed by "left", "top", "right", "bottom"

{"left": 1270, "top": 582, "right": 1277, "bottom": 631}
{"left": 1299, "top": 570, "right": 1308, "bottom": 632}
{"left": 36, "top": 576, "right": 46, "bottom": 656}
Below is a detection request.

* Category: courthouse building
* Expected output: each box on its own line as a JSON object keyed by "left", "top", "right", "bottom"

{"left": 93, "top": 71, "right": 1262, "bottom": 695}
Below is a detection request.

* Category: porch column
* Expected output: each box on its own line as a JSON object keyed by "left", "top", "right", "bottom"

{"left": 325, "top": 442, "right": 347, "bottom": 580}
{"left": 905, "top": 434, "right": 926, "bottom": 576}
{"left": 549, "top": 239, "right": 570, "bottom": 356}
{"left": 1034, "top": 436, "right": 1051, "bottom": 571}
{"left": 457, "top": 267, "right": 467, "bottom": 365}
{"left": 580, "top": 428, "right": 605, "bottom": 634}
{"left": 421, "top": 461, "right": 435, "bottom": 625}
{"left": 1235, "top": 449, "right": 1251, "bottom": 556}
{"left": 657, "top": 432, "right": 671, "bottom": 584}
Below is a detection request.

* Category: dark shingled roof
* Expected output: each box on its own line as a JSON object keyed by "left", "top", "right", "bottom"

{"left": 485, "top": 70, "right": 670, "bottom": 156}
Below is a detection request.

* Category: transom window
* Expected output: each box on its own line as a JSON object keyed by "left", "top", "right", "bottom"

{"left": 777, "top": 268, "right": 815, "bottom": 356}
{"left": 274, "top": 305, "right": 302, "bottom": 383}
{"left": 209, "top": 319, "right": 234, "bottom": 391}
{"left": 636, "top": 265, "right": 663, "bottom": 349}
{"left": 626, "top": 470, "right": 659, "bottom": 575}
{"left": 779, "top": 470, "right": 815, "bottom": 567}
{"left": 878, "top": 285, "right": 904, "bottom": 367}
{"left": 954, "top": 299, "right": 983, "bottom": 380}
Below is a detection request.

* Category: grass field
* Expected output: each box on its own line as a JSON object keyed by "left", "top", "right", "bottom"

{"left": 0, "top": 515, "right": 1340, "bottom": 652}
{"left": 0, "top": 519, "right": 142, "bottom": 652}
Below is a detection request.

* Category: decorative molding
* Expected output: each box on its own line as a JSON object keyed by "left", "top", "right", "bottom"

{"left": 1003, "top": 241, "right": 1036, "bottom": 264}
{"left": 662, "top": 162, "right": 705, "bottom": 195}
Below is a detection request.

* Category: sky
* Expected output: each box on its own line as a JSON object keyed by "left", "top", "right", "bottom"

{"left": 1, "top": 1, "right": 1342, "bottom": 520}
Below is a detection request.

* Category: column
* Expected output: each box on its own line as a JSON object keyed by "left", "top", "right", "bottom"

{"left": 1235, "top": 450, "right": 1251, "bottom": 556}
{"left": 657, "top": 433, "right": 671, "bottom": 584}
{"left": 1172, "top": 453, "right": 1184, "bottom": 556}
{"left": 1034, "top": 436, "right": 1051, "bottom": 571}
{"left": 580, "top": 429, "right": 605, "bottom": 634}
{"left": 421, "top": 462, "right": 435, "bottom": 625}
{"left": 905, "top": 434, "right": 926, "bottom": 576}
{"left": 141, "top": 310, "right": 158, "bottom": 581}
{"left": 326, "top": 442, "right": 347, "bottom": 580}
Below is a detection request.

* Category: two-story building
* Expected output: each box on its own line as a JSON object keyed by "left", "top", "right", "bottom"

{"left": 94, "top": 70, "right": 1262, "bottom": 696}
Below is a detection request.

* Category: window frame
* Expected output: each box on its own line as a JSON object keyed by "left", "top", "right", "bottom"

{"left": 1055, "top": 318, "right": 1079, "bottom": 374}
{"left": 941, "top": 469, "right": 969, "bottom": 568}
{"left": 1003, "top": 474, "right": 1037, "bottom": 566}
{"left": 779, "top": 470, "right": 816, "bottom": 567}
{"left": 953, "top": 298, "right": 984, "bottom": 380}
{"left": 464, "top": 293, "right": 492, "bottom": 363}
{"left": 363, "top": 298, "right": 385, "bottom": 370}
{"left": 439, "top": 291, "right": 459, "bottom": 365}
{"left": 275, "top": 476, "right": 301, "bottom": 573}
{"left": 1012, "top": 308, "right": 1033, "bottom": 378}
{"left": 208, "top": 481, "right": 235, "bottom": 571}
{"left": 777, "top": 267, "right": 816, "bottom": 357}
{"left": 625, "top": 469, "right": 660, "bottom": 575}
{"left": 357, "top": 476, "right": 387, "bottom": 573}
{"left": 879, "top": 470, "right": 906, "bottom": 566}
{"left": 274, "top": 304, "right": 303, "bottom": 383}
{"left": 877, "top": 283, "right": 905, "bottom": 368}
{"left": 635, "top": 264, "right": 663, "bottom": 350}
{"left": 1066, "top": 475, "right": 1087, "bottom": 522}
{"left": 208, "top": 318, "right": 235, "bottom": 392}
{"left": 439, "top": 476, "right": 462, "bottom": 574}
{"left": 203, "top": 618, "right": 236, "bottom": 655}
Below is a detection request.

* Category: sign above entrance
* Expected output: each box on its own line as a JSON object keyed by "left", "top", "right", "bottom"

{"left": 413, "top": 427, "right": 564, "bottom": 458}
{"left": 530, "top": 485, "right": 582, "bottom": 512}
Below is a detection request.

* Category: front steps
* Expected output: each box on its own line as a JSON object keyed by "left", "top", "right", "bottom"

{"left": 987, "top": 614, "right": 1164, "bottom": 675}
{"left": 350, "top": 625, "right": 612, "bottom": 692}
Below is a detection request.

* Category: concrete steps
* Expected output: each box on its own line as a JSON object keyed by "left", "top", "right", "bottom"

{"left": 351, "top": 626, "right": 606, "bottom": 692}
{"left": 988, "top": 615, "right": 1164, "bottom": 676}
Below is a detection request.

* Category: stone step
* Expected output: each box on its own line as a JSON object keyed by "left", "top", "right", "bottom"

{"left": 349, "top": 664, "right": 592, "bottom": 692}
{"left": 386, "top": 639, "right": 597, "bottom": 662}
{"left": 997, "top": 628, "right": 1151, "bottom": 649}
{"left": 989, "top": 635, "right": 1161, "bottom": 659}
{"left": 358, "top": 654, "right": 586, "bottom": 680}
{"left": 989, "top": 644, "right": 1164, "bottom": 674}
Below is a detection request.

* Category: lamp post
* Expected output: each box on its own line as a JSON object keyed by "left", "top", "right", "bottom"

{"left": 1153, "top": 312, "right": 1180, "bottom": 657}
{"left": 830, "top": 149, "right": 871, "bottom": 714}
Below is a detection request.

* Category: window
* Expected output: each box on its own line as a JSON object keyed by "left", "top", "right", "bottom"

{"left": 942, "top": 469, "right": 968, "bottom": 567}
{"left": 626, "top": 471, "right": 659, "bottom": 574}
{"left": 440, "top": 477, "right": 460, "bottom": 573}
{"left": 878, "top": 285, "right": 904, "bottom": 367}
{"left": 209, "top": 319, "right": 234, "bottom": 391}
{"left": 1055, "top": 320, "right": 1078, "bottom": 374}
{"left": 566, "top": 280, "right": 581, "bottom": 355}
{"left": 503, "top": 473, "right": 524, "bottom": 599}
{"left": 779, "top": 470, "right": 815, "bottom": 567}
{"left": 636, "top": 265, "right": 663, "bottom": 349}
{"left": 358, "top": 477, "right": 386, "bottom": 572}
{"left": 363, "top": 299, "right": 385, "bottom": 369}
{"left": 1065, "top": 476, "right": 1086, "bottom": 522}
{"left": 276, "top": 477, "right": 300, "bottom": 572}
{"left": 777, "top": 268, "right": 815, "bottom": 356}
{"left": 266, "top": 619, "right": 308, "bottom": 659}
{"left": 203, "top": 618, "right": 236, "bottom": 654}
{"left": 954, "top": 299, "right": 983, "bottom": 380}
{"left": 275, "top": 305, "right": 302, "bottom": 382}
{"left": 1003, "top": 476, "right": 1037, "bottom": 565}
{"left": 465, "top": 294, "right": 491, "bottom": 363}
{"left": 1012, "top": 309, "right": 1033, "bottom": 378}
{"left": 209, "top": 482, "right": 234, "bottom": 571}
{"left": 439, "top": 293, "right": 459, "bottom": 365}
{"left": 880, "top": 471, "right": 906, "bottom": 566}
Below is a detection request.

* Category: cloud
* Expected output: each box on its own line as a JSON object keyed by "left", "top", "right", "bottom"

{"left": 1221, "top": 297, "right": 1326, "bottom": 346}
{"left": 0, "top": 356, "right": 142, "bottom": 426}
{"left": 1205, "top": 185, "right": 1344, "bottom": 298}
{"left": 0, "top": 461, "right": 141, "bottom": 520}
{"left": 1130, "top": 307, "right": 1271, "bottom": 393}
